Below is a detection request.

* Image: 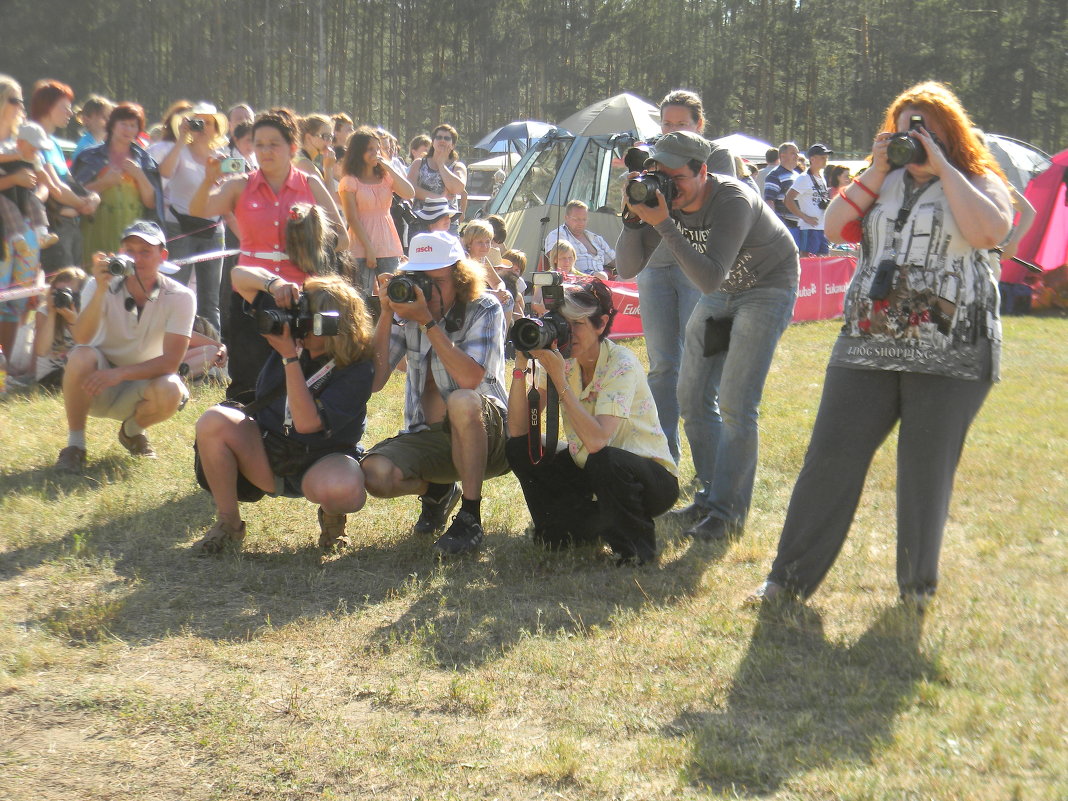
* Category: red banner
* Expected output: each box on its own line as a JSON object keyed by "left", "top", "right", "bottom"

{"left": 604, "top": 256, "right": 857, "bottom": 338}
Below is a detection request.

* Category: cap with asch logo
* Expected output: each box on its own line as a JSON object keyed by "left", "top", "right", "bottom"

{"left": 405, "top": 232, "right": 466, "bottom": 271}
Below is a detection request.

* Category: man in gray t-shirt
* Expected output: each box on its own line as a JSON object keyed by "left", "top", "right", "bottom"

{"left": 617, "top": 131, "right": 799, "bottom": 542}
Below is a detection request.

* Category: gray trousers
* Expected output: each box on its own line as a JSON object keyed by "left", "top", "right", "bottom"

{"left": 768, "top": 365, "right": 991, "bottom": 598}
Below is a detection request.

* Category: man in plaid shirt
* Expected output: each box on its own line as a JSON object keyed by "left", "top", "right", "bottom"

{"left": 363, "top": 232, "right": 509, "bottom": 556}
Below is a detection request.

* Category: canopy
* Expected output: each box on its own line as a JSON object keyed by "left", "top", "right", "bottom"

{"left": 473, "top": 120, "right": 556, "bottom": 154}
{"left": 711, "top": 133, "right": 773, "bottom": 162}
{"left": 557, "top": 92, "right": 660, "bottom": 138}
{"left": 986, "top": 134, "right": 1051, "bottom": 193}
{"left": 1002, "top": 148, "right": 1068, "bottom": 283}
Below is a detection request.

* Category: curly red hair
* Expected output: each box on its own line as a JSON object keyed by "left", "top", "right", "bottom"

{"left": 880, "top": 81, "right": 1005, "bottom": 181}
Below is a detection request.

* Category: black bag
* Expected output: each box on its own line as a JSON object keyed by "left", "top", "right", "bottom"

{"left": 703, "top": 316, "right": 733, "bottom": 357}
{"left": 170, "top": 205, "right": 218, "bottom": 238}
{"left": 391, "top": 196, "right": 419, "bottom": 226}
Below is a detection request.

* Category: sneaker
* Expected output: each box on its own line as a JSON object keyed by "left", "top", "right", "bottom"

{"left": 413, "top": 482, "right": 461, "bottom": 535}
{"left": 433, "top": 510, "right": 484, "bottom": 556}
{"left": 686, "top": 513, "right": 729, "bottom": 542}
{"left": 55, "top": 445, "right": 86, "bottom": 474}
{"left": 118, "top": 423, "right": 157, "bottom": 458}
{"left": 744, "top": 580, "right": 790, "bottom": 607}
{"left": 192, "top": 519, "right": 246, "bottom": 555}
{"left": 667, "top": 502, "right": 707, "bottom": 528}
{"left": 318, "top": 507, "right": 349, "bottom": 551}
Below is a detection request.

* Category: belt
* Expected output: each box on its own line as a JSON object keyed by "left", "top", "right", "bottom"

{"left": 240, "top": 250, "right": 288, "bottom": 262}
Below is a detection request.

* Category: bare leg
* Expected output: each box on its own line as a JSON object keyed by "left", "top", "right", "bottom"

{"left": 194, "top": 406, "right": 276, "bottom": 526}
{"left": 302, "top": 453, "right": 367, "bottom": 514}
{"left": 62, "top": 345, "right": 101, "bottom": 433}
{"left": 131, "top": 375, "right": 187, "bottom": 429}
{"left": 445, "top": 389, "right": 488, "bottom": 501}
{"left": 361, "top": 453, "right": 428, "bottom": 498}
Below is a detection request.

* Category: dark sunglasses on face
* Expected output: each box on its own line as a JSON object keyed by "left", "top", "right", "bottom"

{"left": 7, "top": 97, "right": 25, "bottom": 106}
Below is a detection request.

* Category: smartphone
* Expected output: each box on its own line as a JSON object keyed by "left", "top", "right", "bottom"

{"left": 219, "top": 157, "right": 246, "bottom": 174}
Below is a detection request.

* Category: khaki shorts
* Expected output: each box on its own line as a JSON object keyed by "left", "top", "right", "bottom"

{"left": 80, "top": 346, "right": 189, "bottom": 422}
{"left": 367, "top": 395, "right": 510, "bottom": 485}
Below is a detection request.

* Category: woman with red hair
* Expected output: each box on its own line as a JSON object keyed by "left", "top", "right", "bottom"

{"left": 72, "top": 102, "right": 163, "bottom": 262}
{"left": 753, "top": 81, "right": 1013, "bottom": 611}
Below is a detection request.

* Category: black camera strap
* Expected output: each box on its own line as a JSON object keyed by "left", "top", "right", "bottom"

{"left": 887, "top": 175, "right": 938, "bottom": 259}
{"left": 524, "top": 361, "right": 561, "bottom": 465}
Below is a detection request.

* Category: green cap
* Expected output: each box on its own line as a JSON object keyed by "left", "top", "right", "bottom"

{"left": 647, "top": 131, "right": 712, "bottom": 169}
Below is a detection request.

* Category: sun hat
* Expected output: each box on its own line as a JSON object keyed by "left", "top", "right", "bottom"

{"left": 171, "top": 101, "right": 229, "bottom": 140}
{"left": 414, "top": 197, "right": 460, "bottom": 221}
{"left": 405, "top": 232, "right": 466, "bottom": 271}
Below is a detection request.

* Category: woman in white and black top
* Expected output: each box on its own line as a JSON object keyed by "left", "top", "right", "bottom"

{"left": 785, "top": 143, "right": 833, "bottom": 257}
{"left": 407, "top": 124, "right": 466, "bottom": 235}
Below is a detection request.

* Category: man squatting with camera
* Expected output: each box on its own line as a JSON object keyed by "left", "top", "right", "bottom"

{"left": 361, "top": 231, "right": 510, "bottom": 557}
{"left": 616, "top": 132, "right": 799, "bottom": 541}
{"left": 55, "top": 221, "right": 196, "bottom": 473}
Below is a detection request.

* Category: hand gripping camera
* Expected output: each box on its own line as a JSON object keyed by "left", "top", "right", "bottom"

{"left": 886, "top": 114, "right": 932, "bottom": 169}
{"left": 508, "top": 272, "right": 572, "bottom": 357}
{"left": 622, "top": 141, "right": 678, "bottom": 209}
{"left": 385, "top": 271, "right": 435, "bottom": 304}
{"left": 252, "top": 291, "right": 340, "bottom": 337}
{"left": 107, "top": 255, "right": 136, "bottom": 277}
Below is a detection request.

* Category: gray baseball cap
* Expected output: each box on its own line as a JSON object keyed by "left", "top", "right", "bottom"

{"left": 647, "top": 131, "right": 712, "bottom": 169}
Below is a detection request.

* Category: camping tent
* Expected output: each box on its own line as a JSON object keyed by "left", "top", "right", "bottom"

{"left": 711, "top": 133, "right": 772, "bottom": 162}
{"left": 485, "top": 93, "right": 660, "bottom": 262}
{"left": 985, "top": 134, "right": 1051, "bottom": 193}
{"left": 1002, "top": 148, "right": 1068, "bottom": 284}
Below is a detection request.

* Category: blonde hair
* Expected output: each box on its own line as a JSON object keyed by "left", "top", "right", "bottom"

{"left": 461, "top": 219, "right": 493, "bottom": 252}
{"left": 285, "top": 203, "right": 334, "bottom": 276}
{"left": 452, "top": 258, "right": 487, "bottom": 304}
{"left": 548, "top": 240, "right": 577, "bottom": 270}
{"left": 302, "top": 275, "right": 373, "bottom": 367}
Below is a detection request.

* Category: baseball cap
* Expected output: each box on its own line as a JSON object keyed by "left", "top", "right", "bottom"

{"left": 806, "top": 143, "right": 833, "bottom": 157}
{"left": 17, "top": 121, "right": 50, "bottom": 150}
{"left": 405, "top": 231, "right": 466, "bottom": 271}
{"left": 414, "top": 197, "right": 460, "bottom": 221}
{"left": 646, "top": 131, "right": 712, "bottom": 169}
{"left": 122, "top": 220, "right": 167, "bottom": 247}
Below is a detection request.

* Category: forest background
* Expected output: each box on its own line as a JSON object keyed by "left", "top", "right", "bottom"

{"left": 4, "top": 0, "right": 1066, "bottom": 157}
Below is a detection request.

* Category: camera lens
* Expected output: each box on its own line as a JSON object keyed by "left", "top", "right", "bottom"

{"left": 188, "top": 118, "right": 205, "bottom": 132}
{"left": 386, "top": 275, "right": 417, "bottom": 304}
{"left": 107, "top": 255, "right": 135, "bottom": 276}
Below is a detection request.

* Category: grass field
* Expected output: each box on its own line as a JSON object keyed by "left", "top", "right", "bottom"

{"left": 1, "top": 317, "right": 1065, "bottom": 800}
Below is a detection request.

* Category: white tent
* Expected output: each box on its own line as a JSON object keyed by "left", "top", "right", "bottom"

{"left": 711, "top": 133, "right": 773, "bottom": 162}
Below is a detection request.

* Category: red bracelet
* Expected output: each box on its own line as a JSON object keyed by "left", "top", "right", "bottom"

{"left": 852, "top": 178, "right": 878, "bottom": 199}
{"left": 512, "top": 368, "right": 528, "bottom": 379}
{"left": 840, "top": 194, "right": 865, "bottom": 217}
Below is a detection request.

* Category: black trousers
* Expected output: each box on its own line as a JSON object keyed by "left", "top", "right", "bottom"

{"left": 505, "top": 436, "right": 679, "bottom": 563}
{"left": 223, "top": 291, "right": 272, "bottom": 402}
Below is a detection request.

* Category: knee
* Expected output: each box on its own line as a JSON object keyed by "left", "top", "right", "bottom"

{"left": 361, "top": 455, "right": 399, "bottom": 497}
{"left": 195, "top": 406, "right": 234, "bottom": 442}
{"left": 445, "top": 390, "right": 483, "bottom": 428}
{"left": 65, "top": 346, "right": 99, "bottom": 376}
{"left": 306, "top": 470, "right": 367, "bottom": 513}
{"left": 145, "top": 375, "right": 186, "bottom": 413}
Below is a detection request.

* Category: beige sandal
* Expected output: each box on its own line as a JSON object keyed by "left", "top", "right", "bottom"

{"left": 192, "top": 519, "right": 246, "bottom": 555}
{"left": 318, "top": 507, "right": 349, "bottom": 551}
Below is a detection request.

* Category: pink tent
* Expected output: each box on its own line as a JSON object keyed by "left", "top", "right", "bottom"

{"left": 1001, "top": 148, "right": 1068, "bottom": 284}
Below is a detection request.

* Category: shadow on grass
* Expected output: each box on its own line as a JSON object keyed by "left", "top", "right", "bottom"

{"left": 11, "top": 490, "right": 718, "bottom": 668}
{"left": 0, "top": 455, "right": 134, "bottom": 500}
{"left": 671, "top": 602, "right": 940, "bottom": 794}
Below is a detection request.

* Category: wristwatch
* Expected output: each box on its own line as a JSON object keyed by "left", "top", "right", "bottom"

{"left": 282, "top": 355, "right": 300, "bottom": 366}
{"left": 423, "top": 318, "right": 438, "bottom": 332}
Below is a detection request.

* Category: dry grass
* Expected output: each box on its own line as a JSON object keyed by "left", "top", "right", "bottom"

{"left": 1, "top": 317, "right": 1066, "bottom": 800}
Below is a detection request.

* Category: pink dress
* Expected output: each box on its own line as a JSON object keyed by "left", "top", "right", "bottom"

{"left": 338, "top": 172, "right": 401, "bottom": 259}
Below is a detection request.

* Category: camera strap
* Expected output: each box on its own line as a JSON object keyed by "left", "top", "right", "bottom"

{"left": 525, "top": 362, "right": 561, "bottom": 465}
{"left": 282, "top": 357, "right": 336, "bottom": 433}
{"left": 889, "top": 175, "right": 938, "bottom": 255}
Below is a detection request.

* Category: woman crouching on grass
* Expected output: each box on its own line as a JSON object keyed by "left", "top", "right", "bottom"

{"left": 191, "top": 274, "right": 375, "bottom": 555}
{"left": 506, "top": 280, "right": 679, "bottom": 565}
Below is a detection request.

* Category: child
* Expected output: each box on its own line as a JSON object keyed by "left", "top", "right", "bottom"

{"left": 0, "top": 122, "right": 59, "bottom": 255}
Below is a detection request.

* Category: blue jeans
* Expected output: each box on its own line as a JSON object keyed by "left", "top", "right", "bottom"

{"left": 798, "top": 229, "right": 829, "bottom": 256}
{"left": 356, "top": 256, "right": 400, "bottom": 298}
{"left": 167, "top": 222, "right": 225, "bottom": 332}
{"left": 636, "top": 262, "right": 701, "bottom": 462}
{"left": 678, "top": 285, "right": 796, "bottom": 525}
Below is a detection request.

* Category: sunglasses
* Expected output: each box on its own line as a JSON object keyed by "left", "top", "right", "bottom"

{"left": 433, "top": 135, "right": 453, "bottom": 142}
{"left": 7, "top": 97, "right": 25, "bottom": 107}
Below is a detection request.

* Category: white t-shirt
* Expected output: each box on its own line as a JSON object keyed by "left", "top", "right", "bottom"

{"left": 149, "top": 142, "right": 223, "bottom": 221}
{"left": 81, "top": 271, "right": 196, "bottom": 367}
{"left": 790, "top": 172, "right": 830, "bottom": 230}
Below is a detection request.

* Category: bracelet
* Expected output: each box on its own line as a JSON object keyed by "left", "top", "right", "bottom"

{"left": 852, "top": 178, "right": 878, "bottom": 199}
{"left": 265, "top": 276, "right": 280, "bottom": 293}
{"left": 423, "top": 318, "right": 438, "bottom": 332}
{"left": 282, "top": 355, "right": 299, "bottom": 366}
{"left": 512, "top": 367, "right": 528, "bottom": 379}
{"left": 840, "top": 194, "right": 865, "bottom": 217}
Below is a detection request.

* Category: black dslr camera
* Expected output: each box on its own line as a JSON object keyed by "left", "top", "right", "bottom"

{"left": 107, "top": 255, "right": 136, "bottom": 277}
{"left": 622, "top": 139, "right": 678, "bottom": 209}
{"left": 252, "top": 291, "right": 340, "bottom": 337}
{"left": 386, "top": 271, "right": 435, "bottom": 304}
{"left": 187, "top": 117, "right": 205, "bottom": 132}
{"left": 886, "top": 114, "right": 929, "bottom": 169}
{"left": 52, "top": 287, "right": 81, "bottom": 310}
{"left": 508, "top": 271, "right": 572, "bottom": 357}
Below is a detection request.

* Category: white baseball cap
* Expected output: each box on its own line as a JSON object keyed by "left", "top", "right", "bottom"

{"left": 405, "top": 231, "right": 466, "bottom": 271}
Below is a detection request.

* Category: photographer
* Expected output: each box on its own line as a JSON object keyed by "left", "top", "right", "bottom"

{"left": 752, "top": 82, "right": 1013, "bottom": 609}
{"left": 784, "top": 143, "right": 834, "bottom": 257}
{"left": 362, "top": 231, "right": 510, "bottom": 557}
{"left": 506, "top": 280, "right": 678, "bottom": 565}
{"left": 191, "top": 274, "right": 375, "bottom": 554}
{"left": 34, "top": 266, "right": 87, "bottom": 390}
{"left": 54, "top": 221, "right": 195, "bottom": 473}
{"left": 616, "top": 131, "right": 798, "bottom": 542}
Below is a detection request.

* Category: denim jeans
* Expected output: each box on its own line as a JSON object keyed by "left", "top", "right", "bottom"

{"left": 167, "top": 221, "right": 225, "bottom": 332}
{"left": 678, "top": 285, "right": 796, "bottom": 524}
{"left": 636, "top": 261, "right": 701, "bottom": 462}
{"left": 798, "top": 229, "right": 829, "bottom": 256}
{"left": 356, "top": 256, "right": 400, "bottom": 298}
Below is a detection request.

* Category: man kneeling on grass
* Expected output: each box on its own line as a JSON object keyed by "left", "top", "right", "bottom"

{"left": 191, "top": 275, "right": 375, "bottom": 554}
{"left": 361, "top": 232, "right": 510, "bottom": 557}
{"left": 55, "top": 221, "right": 194, "bottom": 473}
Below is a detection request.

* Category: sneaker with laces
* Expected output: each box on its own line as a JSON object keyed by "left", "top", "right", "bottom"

{"left": 433, "top": 510, "right": 484, "bottom": 556}
{"left": 118, "top": 423, "right": 156, "bottom": 458}
{"left": 192, "top": 519, "right": 246, "bottom": 555}
{"left": 55, "top": 445, "right": 86, "bottom": 474}
{"left": 413, "top": 482, "right": 461, "bottom": 535}
{"left": 318, "top": 507, "right": 349, "bottom": 551}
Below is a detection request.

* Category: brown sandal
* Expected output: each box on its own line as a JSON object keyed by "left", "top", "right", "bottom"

{"left": 192, "top": 520, "right": 246, "bottom": 555}
{"left": 318, "top": 507, "right": 349, "bottom": 551}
